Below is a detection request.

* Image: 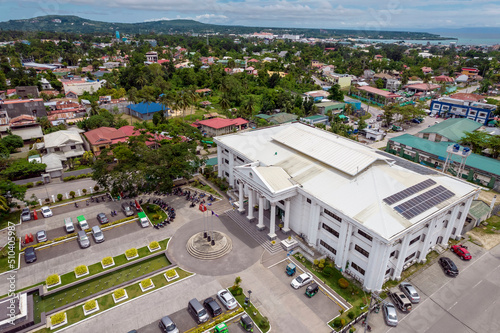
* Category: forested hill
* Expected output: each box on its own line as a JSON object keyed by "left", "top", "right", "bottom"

{"left": 0, "top": 15, "right": 447, "bottom": 40}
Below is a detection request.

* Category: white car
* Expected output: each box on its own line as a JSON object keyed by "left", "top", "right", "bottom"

{"left": 291, "top": 272, "right": 313, "bottom": 289}
{"left": 217, "top": 289, "right": 237, "bottom": 310}
{"left": 41, "top": 206, "right": 53, "bottom": 218}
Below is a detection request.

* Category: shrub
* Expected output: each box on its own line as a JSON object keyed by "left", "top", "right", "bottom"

{"left": 102, "top": 256, "right": 113, "bottom": 266}
{"left": 258, "top": 317, "right": 270, "bottom": 329}
{"left": 125, "top": 248, "right": 138, "bottom": 258}
{"left": 114, "top": 288, "right": 126, "bottom": 299}
{"left": 152, "top": 214, "right": 160, "bottom": 220}
{"left": 26, "top": 182, "right": 34, "bottom": 188}
{"left": 76, "top": 174, "right": 87, "bottom": 179}
{"left": 141, "top": 278, "right": 152, "bottom": 289}
{"left": 347, "top": 310, "right": 356, "bottom": 319}
{"left": 46, "top": 274, "right": 60, "bottom": 286}
{"left": 74, "top": 265, "right": 88, "bottom": 276}
{"left": 45, "top": 198, "right": 50, "bottom": 203}
{"left": 323, "top": 266, "right": 334, "bottom": 277}
{"left": 50, "top": 312, "right": 66, "bottom": 326}
{"left": 36, "top": 180, "right": 43, "bottom": 186}
{"left": 318, "top": 263, "right": 324, "bottom": 269}
{"left": 333, "top": 317, "right": 343, "bottom": 328}
{"left": 313, "top": 259, "right": 319, "bottom": 266}
{"left": 149, "top": 241, "right": 160, "bottom": 249}
{"left": 338, "top": 278, "right": 349, "bottom": 289}
{"left": 319, "top": 258, "right": 325, "bottom": 265}
{"left": 57, "top": 194, "right": 63, "bottom": 201}
{"left": 69, "top": 191, "right": 76, "bottom": 198}
{"left": 83, "top": 299, "right": 97, "bottom": 311}
{"left": 82, "top": 188, "right": 87, "bottom": 195}
{"left": 166, "top": 269, "right": 176, "bottom": 278}
{"left": 94, "top": 185, "right": 99, "bottom": 191}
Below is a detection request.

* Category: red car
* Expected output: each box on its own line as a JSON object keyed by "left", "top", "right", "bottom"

{"left": 451, "top": 244, "right": 471, "bottom": 260}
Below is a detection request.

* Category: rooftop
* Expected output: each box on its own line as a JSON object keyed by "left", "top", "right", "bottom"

{"left": 196, "top": 117, "right": 248, "bottom": 129}
{"left": 418, "top": 118, "right": 483, "bottom": 142}
{"left": 127, "top": 102, "right": 169, "bottom": 115}
{"left": 357, "top": 86, "right": 401, "bottom": 98}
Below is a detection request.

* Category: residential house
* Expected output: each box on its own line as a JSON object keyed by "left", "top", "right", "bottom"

{"left": 430, "top": 97, "right": 497, "bottom": 125}
{"left": 126, "top": 102, "right": 170, "bottom": 121}
{"left": 83, "top": 127, "right": 128, "bottom": 155}
{"left": 316, "top": 101, "right": 346, "bottom": 115}
{"left": 254, "top": 113, "right": 298, "bottom": 125}
{"left": 191, "top": 117, "right": 248, "bottom": 137}
{"left": 40, "top": 129, "right": 86, "bottom": 178}
{"left": 434, "top": 75, "right": 454, "bottom": 83}
{"left": 324, "top": 73, "right": 351, "bottom": 89}
{"left": 417, "top": 118, "right": 483, "bottom": 142}
{"left": 15, "top": 86, "right": 39, "bottom": 98}
{"left": 39, "top": 78, "right": 53, "bottom": 90}
{"left": 404, "top": 83, "right": 441, "bottom": 96}
{"left": 449, "top": 93, "right": 485, "bottom": 103}
{"left": 304, "top": 90, "right": 329, "bottom": 103}
{"left": 461, "top": 67, "right": 480, "bottom": 79}
{"left": 145, "top": 51, "right": 158, "bottom": 63}
{"left": 0, "top": 98, "right": 47, "bottom": 119}
{"left": 463, "top": 200, "right": 493, "bottom": 232}
{"left": 5, "top": 115, "right": 43, "bottom": 141}
{"left": 355, "top": 86, "right": 401, "bottom": 105}
{"left": 63, "top": 80, "right": 102, "bottom": 96}
{"left": 421, "top": 67, "right": 433, "bottom": 75}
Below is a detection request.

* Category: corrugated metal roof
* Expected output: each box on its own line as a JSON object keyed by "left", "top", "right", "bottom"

{"left": 272, "top": 126, "right": 388, "bottom": 176}
{"left": 468, "top": 200, "right": 491, "bottom": 220}
{"left": 254, "top": 166, "right": 294, "bottom": 193}
{"left": 418, "top": 118, "right": 482, "bottom": 142}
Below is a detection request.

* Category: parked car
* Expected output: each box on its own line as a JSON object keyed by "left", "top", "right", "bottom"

{"left": 290, "top": 272, "right": 313, "bottom": 289}
{"left": 24, "top": 247, "right": 37, "bottom": 264}
{"left": 77, "top": 230, "right": 90, "bottom": 248}
{"left": 439, "top": 257, "right": 459, "bottom": 277}
{"left": 97, "top": 213, "right": 109, "bottom": 224}
{"left": 21, "top": 208, "right": 31, "bottom": 222}
{"left": 91, "top": 226, "right": 105, "bottom": 243}
{"left": 158, "top": 316, "right": 179, "bottom": 333}
{"left": 121, "top": 203, "right": 134, "bottom": 217}
{"left": 399, "top": 282, "right": 420, "bottom": 303}
{"left": 203, "top": 297, "right": 222, "bottom": 317}
{"left": 392, "top": 125, "right": 403, "bottom": 132}
{"left": 412, "top": 118, "right": 421, "bottom": 124}
{"left": 390, "top": 291, "right": 412, "bottom": 312}
{"left": 36, "top": 230, "right": 47, "bottom": 243}
{"left": 383, "top": 302, "right": 398, "bottom": 327}
{"left": 217, "top": 289, "right": 237, "bottom": 310}
{"left": 451, "top": 244, "right": 471, "bottom": 260}
{"left": 40, "top": 206, "right": 53, "bottom": 218}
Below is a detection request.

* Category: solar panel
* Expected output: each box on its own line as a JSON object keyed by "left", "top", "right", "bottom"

{"left": 383, "top": 179, "right": 437, "bottom": 205}
{"left": 394, "top": 185, "right": 455, "bottom": 219}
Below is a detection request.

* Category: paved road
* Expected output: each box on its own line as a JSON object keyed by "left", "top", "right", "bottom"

{"left": 22, "top": 178, "right": 97, "bottom": 204}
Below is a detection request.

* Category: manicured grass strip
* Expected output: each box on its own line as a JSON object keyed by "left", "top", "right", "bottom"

{"left": 230, "top": 288, "right": 270, "bottom": 333}
{"left": 32, "top": 268, "right": 192, "bottom": 333}
{"left": 144, "top": 204, "right": 169, "bottom": 225}
{"left": 0, "top": 210, "right": 21, "bottom": 230}
{"left": 0, "top": 237, "right": 19, "bottom": 274}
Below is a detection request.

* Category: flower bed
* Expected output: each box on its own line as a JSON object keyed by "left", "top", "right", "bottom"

{"left": 101, "top": 256, "right": 115, "bottom": 269}
{"left": 74, "top": 265, "right": 89, "bottom": 279}
{"left": 164, "top": 268, "right": 179, "bottom": 282}
{"left": 46, "top": 274, "right": 61, "bottom": 289}
{"left": 49, "top": 312, "right": 67, "bottom": 330}
{"left": 125, "top": 248, "right": 139, "bottom": 260}
{"left": 139, "top": 278, "right": 155, "bottom": 292}
{"left": 148, "top": 241, "right": 161, "bottom": 252}
{"left": 82, "top": 299, "right": 99, "bottom": 316}
{"left": 112, "top": 288, "right": 129, "bottom": 303}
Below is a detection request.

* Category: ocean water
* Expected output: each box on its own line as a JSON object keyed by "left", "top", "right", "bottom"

{"left": 359, "top": 38, "right": 498, "bottom": 46}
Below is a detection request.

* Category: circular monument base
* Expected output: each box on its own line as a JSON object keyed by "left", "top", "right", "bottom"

{"left": 186, "top": 231, "right": 232, "bottom": 260}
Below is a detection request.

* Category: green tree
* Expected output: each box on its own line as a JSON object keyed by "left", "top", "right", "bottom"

{"left": 328, "top": 84, "right": 344, "bottom": 101}
{"left": 1, "top": 135, "right": 24, "bottom": 153}
{"left": 375, "top": 78, "right": 385, "bottom": 89}
{"left": 459, "top": 131, "right": 489, "bottom": 154}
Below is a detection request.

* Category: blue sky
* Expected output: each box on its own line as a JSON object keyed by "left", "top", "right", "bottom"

{"left": 2, "top": 0, "right": 500, "bottom": 30}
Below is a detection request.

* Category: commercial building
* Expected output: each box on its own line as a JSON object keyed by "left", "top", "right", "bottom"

{"left": 417, "top": 118, "right": 482, "bottom": 142}
{"left": 191, "top": 117, "right": 248, "bottom": 137}
{"left": 62, "top": 80, "right": 102, "bottom": 96}
{"left": 215, "top": 123, "right": 479, "bottom": 291}
{"left": 430, "top": 97, "right": 497, "bottom": 125}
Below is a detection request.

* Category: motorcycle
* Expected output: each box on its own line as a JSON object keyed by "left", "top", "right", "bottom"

{"left": 74, "top": 202, "right": 79, "bottom": 208}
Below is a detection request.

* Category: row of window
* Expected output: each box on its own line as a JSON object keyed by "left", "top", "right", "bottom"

{"left": 322, "top": 223, "right": 339, "bottom": 238}
{"left": 320, "top": 240, "right": 337, "bottom": 255}
{"left": 358, "top": 229, "right": 373, "bottom": 242}
{"left": 324, "top": 209, "right": 342, "bottom": 222}
{"left": 354, "top": 244, "right": 369, "bottom": 258}
{"left": 351, "top": 262, "right": 365, "bottom": 276}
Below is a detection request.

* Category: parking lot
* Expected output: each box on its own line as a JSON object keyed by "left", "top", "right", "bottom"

{"left": 137, "top": 293, "right": 248, "bottom": 333}
{"left": 268, "top": 260, "right": 341, "bottom": 323}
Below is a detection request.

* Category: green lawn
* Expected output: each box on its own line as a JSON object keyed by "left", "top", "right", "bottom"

{"left": 230, "top": 288, "right": 270, "bottom": 333}
{"left": 33, "top": 254, "right": 171, "bottom": 323}
{"left": 33, "top": 268, "right": 192, "bottom": 333}
{"left": 0, "top": 210, "right": 21, "bottom": 230}
{"left": 0, "top": 237, "right": 19, "bottom": 274}
{"left": 293, "top": 254, "right": 369, "bottom": 330}
{"left": 481, "top": 215, "right": 500, "bottom": 234}
{"left": 144, "top": 204, "right": 169, "bottom": 225}
{"left": 190, "top": 182, "right": 221, "bottom": 197}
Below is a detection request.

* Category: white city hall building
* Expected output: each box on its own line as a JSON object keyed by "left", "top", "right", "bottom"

{"left": 214, "top": 123, "right": 479, "bottom": 291}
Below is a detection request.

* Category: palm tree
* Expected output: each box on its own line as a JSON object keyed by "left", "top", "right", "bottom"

{"left": 0, "top": 196, "right": 9, "bottom": 212}
{"left": 219, "top": 94, "right": 231, "bottom": 114}
{"left": 159, "top": 92, "right": 174, "bottom": 120}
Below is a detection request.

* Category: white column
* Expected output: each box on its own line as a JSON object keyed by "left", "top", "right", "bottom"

{"left": 418, "top": 218, "right": 437, "bottom": 262}
{"left": 238, "top": 181, "right": 245, "bottom": 214}
{"left": 283, "top": 199, "right": 291, "bottom": 233}
{"left": 394, "top": 234, "right": 411, "bottom": 280}
{"left": 228, "top": 151, "right": 235, "bottom": 187}
{"left": 216, "top": 147, "right": 222, "bottom": 177}
{"left": 257, "top": 196, "right": 265, "bottom": 231}
{"left": 337, "top": 222, "right": 352, "bottom": 271}
{"left": 268, "top": 202, "right": 277, "bottom": 240}
{"left": 307, "top": 202, "right": 320, "bottom": 247}
{"left": 246, "top": 188, "right": 254, "bottom": 221}
{"left": 455, "top": 197, "right": 473, "bottom": 239}
{"left": 365, "top": 241, "right": 391, "bottom": 292}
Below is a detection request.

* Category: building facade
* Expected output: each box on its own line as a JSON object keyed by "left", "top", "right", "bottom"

{"left": 215, "top": 123, "right": 479, "bottom": 291}
{"left": 430, "top": 97, "right": 496, "bottom": 125}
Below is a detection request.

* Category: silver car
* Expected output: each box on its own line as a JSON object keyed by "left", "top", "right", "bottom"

{"left": 21, "top": 208, "right": 31, "bottom": 222}
{"left": 77, "top": 230, "right": 90, "bottom": 248}
{"left": 383, "top": 302, "right": 398, "bottom": 327}
{"left": 36, "top": 230, "right": 47, "bottom": 243}
{"left": 159, "top": 315, "right": 179, "bottom": 333}
{"left": 91, "top": 226, "right": 105, "bottom": 243}
{"left": 399, "top": 282, "right": 420, "bottom": 303}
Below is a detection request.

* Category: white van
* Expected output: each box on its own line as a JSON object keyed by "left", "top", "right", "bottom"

{"left": 64, "top": 217, "right": 75, "bottom": 233}
{"left": 77, "top": 215, "right": 89, "bottom": 230}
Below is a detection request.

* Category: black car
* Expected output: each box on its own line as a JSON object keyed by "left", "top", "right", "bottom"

{"left": 24, "top": 247, "right": 37, "bottom": 263}
{"left": 439, "top": 257, "right": 459, "bottom": 277}
{"left": 97, "top": 213, "right": 109, "bottom": 224}
{"left": 203, "top": 297, "right": 222, "bottom": 317}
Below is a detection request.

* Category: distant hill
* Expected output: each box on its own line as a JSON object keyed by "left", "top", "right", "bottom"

{"left": 0, "top": 15, "right": 447, "bottom": 40}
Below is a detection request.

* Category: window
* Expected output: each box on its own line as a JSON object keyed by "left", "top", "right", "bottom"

{"left": 447, "top": 210, "right": 451, "bottom": 215}
{"left": 224, "top": 171, "right": 229, "bottom": 177}
{"left": 386, "top": 268, "right": 392, "bottom": 275}
{"left": 443, "top": 220, "right": 449, "bottom": 228}
{"left": 479, "top": 112, "right": 487, "bottom": 118}
{"left": 54, "top": 147, "right": 60, "bottom": 152}
{"left": 432, "top": 104, "right": 440, "bottom": 110}
{"left": 322, "top": 223, "right": 339, "bottom": 238}
{"left": 306, "top": 198, "right": 311, "bottom": 204}
{"left": 224, "top": 159, "right": 229, "bottom": 164}
{"left": 224, "top": 149, "right": 229, "bottom": 153}
{"left": 355, "top": 244, "right": 369, "bottom": 258}
{"left": 70, "top": 145, "right": 76, "bottom": 150}
{"left": 237, "top": 156, "right": 244, "bottom": 163}
{"left": 423, "top": 133, "right": 429, "bottom": 140}
{"left": 452, "top": 227, "right": 457, "bottom": 235}
{"left": 324, "top": 209, "right": 342, "bottom": 222}
{"left": 409, "top": 235, "right": 421, "bottom": 245}
{"left": 421, "top": 234, "right": 425, "bottom": 242}
{"left": 358, "top": 229, "right": 373, "bottom": 242}
{"left": 469, "top": 110, "right": 477, "bottom": 116}
{"left": 405, "top": 252, "right": 416, "bottom": 262}
{"left": 351, "top": 262, "right": 365, "bottom": 275}
{"left": 441, "top": 105, "right": 449, "bottom": 111}
{"left": 457, "top": 212, "right": 462, "bottom": 219}
{"left": 320, "top": 240, "right": 336, "bottom": 255}
{"left": 390, "top": 251, "right": 396, "bottom": 258}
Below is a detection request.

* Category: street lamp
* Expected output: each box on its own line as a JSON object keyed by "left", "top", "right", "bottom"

{"left": 248, "top": 290, "right": 252, "bottom": 305}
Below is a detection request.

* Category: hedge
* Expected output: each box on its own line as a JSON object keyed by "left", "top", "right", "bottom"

{"left": 74, "top": 265, "right": 88, "bottom": 276}
{"left": 36, "top": 180, "right": 43, "bottom": 186}
{"left": 141, "top": 278, "right": 152, "bottom": 289}
{"left": 149, "top": 241, "right": 160, "bottom": 249}
{"left": 84, "top": 299, "right": 97, "bottom": 311}
{"left": 125, "top": 248, "right": 138, "bottom": 258}
{"left": 102, "top": 256, "right": 113, "bottom": 266}
{"left": 46, "top": 274, "right": 60, "bottom": 286}
{"left": 114, "top": 288, "right": 125, "bottom": 299}
{"left": 26, "top": 182, "right": 34, "bottom": 188}
{"left": 50, "top": 312, "right": 66, "bottom": 326}
{"left": 339, "top": 278, "right": 349, "bottom": 289}
{"left": 166, "top": 269, "right": 177, "bottom": 278}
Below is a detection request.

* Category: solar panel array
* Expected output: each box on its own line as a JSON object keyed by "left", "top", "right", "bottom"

{"left": 394, "top": 185, "right": 455, "bottom": 220}
{"left": 383, "top": 179, "right": 437, "bottom": 205}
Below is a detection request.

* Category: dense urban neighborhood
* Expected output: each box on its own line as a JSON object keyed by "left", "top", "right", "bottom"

{"left": 0, "top": 14, "right": 500, "bottom": 333}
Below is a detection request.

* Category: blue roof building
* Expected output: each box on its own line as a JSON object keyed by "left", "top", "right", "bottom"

{"left": 127, "top": 102, "right": 170, "bottom": 121}
{"left": 430, "top": 97, "right": 497, "bottom": 125}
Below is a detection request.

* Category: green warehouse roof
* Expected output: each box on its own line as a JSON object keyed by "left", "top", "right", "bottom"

{"left": 205, "top": 157, "right": 218, "bottom": 166}
{"left": 390, "top": 134, "right": 500, "bottom": 177}
{"left": 419, "top": 118, "right": 482, "bottom": 142}
{"left": 468, "top": 200, "right": 491, "bottom": 220}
